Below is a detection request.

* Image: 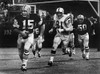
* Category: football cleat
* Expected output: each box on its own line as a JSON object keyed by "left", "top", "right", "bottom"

{"left": 72, "top": 49, "right": 75, "bottom": 55}
{"left": 37, "top": 52, "right": 41, "bottom": 58}
{"left": 62, "top": 48, "right": 70, "bottom": 55}
{"left": 32, "top": 50, "right": 36, "bottom": 56}
{"left": 82, "top": 53, "right": 86, "bottom": 59}
{"left": 48, "top": 61, "right": 53, "bottom": 66}
{"left": 85, "top": 52, "right": 89, "bottom": 60}
{"left": 86, "top": 57, "right": 89, "bottom": 60}
{"left": 69, "top": 50, "right": 72, "bottom": 57}
{"left": 21, "top": 64, "right": 27, "bottom": 71}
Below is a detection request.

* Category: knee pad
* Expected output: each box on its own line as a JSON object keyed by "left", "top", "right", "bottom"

{"left": 51, "top": 50, "right": 56, "bottom": 54}
{"left": 24, "top": 50, "right": 29, "bottom": 56}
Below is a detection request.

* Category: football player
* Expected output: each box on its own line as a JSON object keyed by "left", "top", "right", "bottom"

{"left": 32, "top": 15, "right": 45, "bottom": 58}
{"left": 13, "top": 5, "right": 41, "bottom": 71}
{"left": 73, "top": 14, "right": 91, "bottom": 60}
{"left": 48, "top": 7, "right": 74, "bottom": 66}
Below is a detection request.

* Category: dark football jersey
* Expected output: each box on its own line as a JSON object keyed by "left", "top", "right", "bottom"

{"left": 34, "top": 18, "right": 44, "bottom": 38}
{"left": 34, "top": 25, "right": 41, "bottom": 38}
{"left": 73, "top": 19, "right": 91, "bottom": 35}
{"left": 14, "top": 14, "right": 40, "bottom": 33}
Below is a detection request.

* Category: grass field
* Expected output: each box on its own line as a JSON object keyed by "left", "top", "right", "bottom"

{"left": 0, "top": 48, "right": 100, "bottom": 74}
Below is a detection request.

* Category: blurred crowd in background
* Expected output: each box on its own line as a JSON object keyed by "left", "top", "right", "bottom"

{"left": 0, "top": 1, "right": 99, "bottom": 51}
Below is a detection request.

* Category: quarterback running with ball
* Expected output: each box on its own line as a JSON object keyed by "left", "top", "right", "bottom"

{"left": 13, "top": 5, "right": 42, "bottom": 71}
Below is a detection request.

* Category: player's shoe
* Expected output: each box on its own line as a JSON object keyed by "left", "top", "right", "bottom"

{"left": 82, "top": 53, "right": 86, "bottom": 59}
{"left": 48, "top": 61, "right": 53, "bottom": 66}
{"left": 72, "top": 49, "right": 75, "bottom": 55}
{"left": 21, "top": 64, "right": 27, "bottom": 71}
{"left": 32, "top": 50, "right": 36, "bottom": 56}
{"left": 37, "top": 52, "right": 41, "bottom": 58}
{"left": 69, "top": 50, "right": 72, "bottom": 57}
{"left": 62, "top": 48, "right": 70, "bottom": 55}
{"left": 85, "top": 52, "right": 89, "bottom": 60}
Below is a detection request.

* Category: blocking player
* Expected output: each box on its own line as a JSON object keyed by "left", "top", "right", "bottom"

{"left": 73, "top": 14, "right": 91, "bottom": 60}
{"left": 48, "top": 7, "right": 74, "bottom": 66}
{"left": 32, "top": 15, "right": 45, "bottom": 58}
{"left": 13, "top": 5, "right": 41, "bottom": 71}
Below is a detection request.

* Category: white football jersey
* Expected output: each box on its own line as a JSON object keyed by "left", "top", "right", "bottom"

{"left": 53, "top": 13, "right": 73, "bottom": 33}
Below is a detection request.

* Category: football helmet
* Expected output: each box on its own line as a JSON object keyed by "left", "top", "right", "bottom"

{"left": 56, "top": 7, "right": 64, "bottom": 18}
{"left": 22, "top": 5, "right": 31, "bottom": 17}
{"left": 77, "top": 14, "right": 84, "bottom": 23}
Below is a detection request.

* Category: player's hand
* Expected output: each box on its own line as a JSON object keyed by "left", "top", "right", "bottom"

{"left": 49, "top": 29, "right": 53, "bottom": 33}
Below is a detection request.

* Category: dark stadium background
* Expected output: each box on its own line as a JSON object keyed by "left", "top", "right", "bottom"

{"left": 0, "top": 1, "right": 99, "bottom": 48}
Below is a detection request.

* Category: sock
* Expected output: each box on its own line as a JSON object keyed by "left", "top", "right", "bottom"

{"left": 50, "top": 56, "right": 54, "bottom": 62}
{"left": 22, "top": 59, "right": 28, "bottom": 67}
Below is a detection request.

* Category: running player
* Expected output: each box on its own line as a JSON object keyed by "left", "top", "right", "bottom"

{"left": 73, "top": 14, "right": 91, "bottom": 60}
{"left": 13, "top": 5, "right": 41, "bottom": 71}
{"left": 32, "top": 14, "right": 45, "bottom": 58}
{"left": 48, "top": 7, "right": 74, "bottom": 66}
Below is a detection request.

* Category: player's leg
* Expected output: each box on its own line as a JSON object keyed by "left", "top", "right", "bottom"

{"left": 83, "top": 33, "right": 89, "bottom": 60}
{"left": 78, "top": 35, "right": 85, "bottom": 59}
{"left": 32, "top": 39, "right": 37, "bottom": 57}
{"left": 21, "top": 34, "right": 33, "bottom": 71}
{"left": 62, "top": 35, "right": 70, "bottom": 55}
{"left": 48, "top": 36, "right": 61, "bottom": 66}
{"left": 62, "top": 38, "right": 69, "bottom": 56}
{"left": 36, "top": 36, "right": 44, "bottom": 57}
{"left": 70, "top": 33, "right": 75, "bottom": 55}
{"left": 17, "top": 35, "right": 24, "bottom": 62}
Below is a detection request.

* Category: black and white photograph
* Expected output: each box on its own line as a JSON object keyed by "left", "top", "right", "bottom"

{"left": 0, "top": 0, "right": 100, "bottom": 74}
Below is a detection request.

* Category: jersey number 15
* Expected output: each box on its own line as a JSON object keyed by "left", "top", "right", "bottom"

{"left": 23, "top": 20, "right": 34, "bottom": 29}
